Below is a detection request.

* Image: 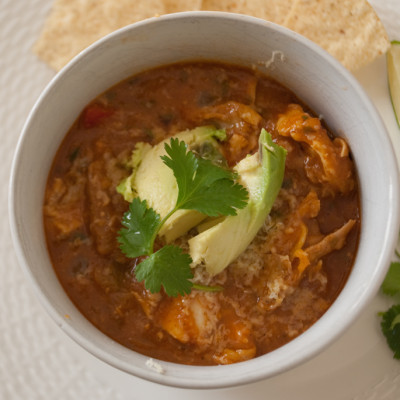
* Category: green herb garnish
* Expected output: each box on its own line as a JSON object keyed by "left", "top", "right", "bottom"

{"left": 380, "top": 261, "right": 400, "bottom": 359}
{"left": 118, "top": 138, "right": 248, "bottom": 296}
{"left": 380, "top": 304, "right": 400, "bottom": 359}
{"left": 382, "top": 262, "right": 400, "bottom": 297}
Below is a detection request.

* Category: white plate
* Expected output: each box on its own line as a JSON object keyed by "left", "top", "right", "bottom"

{"left": 1, "top": 1, "right": 400, "bottom": 399}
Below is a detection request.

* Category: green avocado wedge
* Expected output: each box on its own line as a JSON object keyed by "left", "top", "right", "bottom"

{"left": 117, "top": 126, "right": 227, "bottom": 243}
{"left": 189, "top": 129, "right": 287, "bottom": 276}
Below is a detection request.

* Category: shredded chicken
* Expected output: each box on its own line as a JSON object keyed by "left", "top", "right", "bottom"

{"left": 131, "top": 285, "right": 162, "bottom": 318}
{"left": 305, "top": 219, "right": 356, "bottom": 263}
{"left": 229, "top": 190, "right": 355, "bottom": 313}
{"left": 197, "top": 101, "right": 263, "bottom": 127}
{"left": 264, "top": 191, "right": 321, "bottom": 257}
{"left": 157, "top": 292, "right": 256, "bottom": 364}
{"left": 44, "top": 157, "right": 87, "bottom": 238}
{"left": 276, "top": 104, "right": 354, "bottom": 195}
{"left": 193, "top": 101, "right": 263, "bottom": 164}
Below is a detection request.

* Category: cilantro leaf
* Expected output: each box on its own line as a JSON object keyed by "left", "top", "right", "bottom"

{"left": 117, "top": 198, "right": 161, "bottom": 257}
{"left": 382, "top": 262, "right": 400, "bottom": 296}
{"left": 117, "top": 136, "right": 250, "bottom": 297}
{"left": 135, "top": 245, "right": 194, "bottom": 296}
{"left": 182, "top": 178, "right": 248, "bottom": 216}
{"left": 161, "top": 138, "right": 248, "bottom": 216}
{"left": 380, "top": 304, "right": 400, "bottom": 359}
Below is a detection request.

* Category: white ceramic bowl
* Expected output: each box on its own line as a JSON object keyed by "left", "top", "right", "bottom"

{"left": 9, "top": 12, "right": 400, "bottom": 389}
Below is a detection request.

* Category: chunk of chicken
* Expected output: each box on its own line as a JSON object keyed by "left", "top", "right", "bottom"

{"left": 44, "top": 172, "right": 86, "bottom": 239}
{"left": 192, "top": 101, "right": 263, "bottom": 164}
{"left": 265, "top": 191, "right": 320, "bottom": 257}
{"left": 212, "top": 307, "right": 256, "bottom": 364}
{"left": 276, "top": 104, "right": 354, "bottom": 195}
{"left": 159, "top": 293, "right": 217, "bottom": 345}
{"left": 197, "top": 101, "right": 263, "bottom": 127}
{"left": 156, "top": 292, "right": 256, "bottom": 364}
{"left": 87, "top": 144, "right": 129, "bottom": 256}
{"left": 131, "top": 284, "right": 162, "bottom": 318}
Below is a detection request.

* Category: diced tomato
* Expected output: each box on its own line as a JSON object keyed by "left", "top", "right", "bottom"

{"left": 81, "top": 104, "right": 115, "bottom": 128}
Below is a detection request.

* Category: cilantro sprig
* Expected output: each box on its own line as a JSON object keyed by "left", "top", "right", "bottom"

{"left": 381, "top": 262, "right": 400, "bottom": 297}
{"left": 380, "top": 261, "right": 400, "bottom": 359}
{"left": 380, "top": 304, "right": 400, "bottom": 359}
{"left": 136, "top": 245, "right": 194, "bottom": 297}
{"left": 118, "top": 138, "right": 248, "bottom": 296}
{"left": 118, "top": 198, "right": 160, "bottom": 257}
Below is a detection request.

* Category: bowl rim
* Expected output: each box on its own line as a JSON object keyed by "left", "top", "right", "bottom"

{"left": 9, "top": 11, "right": 400, "bottom": 389}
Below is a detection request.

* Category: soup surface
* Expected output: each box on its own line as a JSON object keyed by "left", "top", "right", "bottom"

{"left": 44, "top": 62, "right": 360, "bottom": 365}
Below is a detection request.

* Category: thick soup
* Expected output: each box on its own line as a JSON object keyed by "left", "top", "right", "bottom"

{"left": 44, "top": 62, "right": 360, "bottom": 365}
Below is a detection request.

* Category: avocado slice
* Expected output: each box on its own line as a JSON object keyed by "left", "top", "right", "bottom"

{"left": 117, "top": 142, "right": 152, "bottom": 203}
{"left": 117, "top": 126, "right": 226, "bottom": 243}
{"left": 189, "top": 129, "right": 286, "bottom": 276}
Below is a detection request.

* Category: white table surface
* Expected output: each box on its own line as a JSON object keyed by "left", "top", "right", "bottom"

{"left": 1, "top": 1, "right": 400, "bottom": 399}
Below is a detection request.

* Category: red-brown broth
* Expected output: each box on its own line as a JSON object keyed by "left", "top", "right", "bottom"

{"left": 43, "top": 62, "right": 360, "bottom": 365}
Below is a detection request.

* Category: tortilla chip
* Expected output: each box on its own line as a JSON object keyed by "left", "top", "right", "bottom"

{"left": 201, "top": 0, "right": 294, "bottom": 25}
{"left": 284, "top": 0, "right": 390, "bottom": 70}
{"left": 34, "top": 0, "right": 167, "bottom": 71}
{"left": 34, "top": 0, "right": 389, "bottom": 72}
{"left": 164, "top": 0, "right": 202, "bottom": 13}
